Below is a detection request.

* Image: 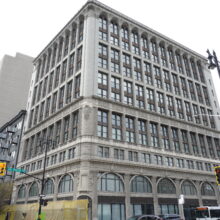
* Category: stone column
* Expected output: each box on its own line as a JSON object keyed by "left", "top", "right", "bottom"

{"left": 152, "top": 176, "right": 159, "bottom": 215}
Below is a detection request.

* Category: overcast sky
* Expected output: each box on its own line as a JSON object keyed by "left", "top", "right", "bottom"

{"left": 0, "top": 0, "right": 220, "bottom": 103}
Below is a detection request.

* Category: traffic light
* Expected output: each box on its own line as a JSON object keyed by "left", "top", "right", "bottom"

{"left": 40, "top": 199, "right": 48, "bottom": 206}
{"left": 0, "top": 162, "right": 6, "bottom": 176}
{"left": 214, "top": 166, "right": 220, "bottom": 185}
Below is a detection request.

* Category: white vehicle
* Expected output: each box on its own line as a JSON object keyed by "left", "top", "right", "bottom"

{"left": 195, "top": 206, "right": 220, "bottom": 220}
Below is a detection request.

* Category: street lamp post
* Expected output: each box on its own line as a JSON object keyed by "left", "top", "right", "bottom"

{"left": 37, "top": 139, "right": 54, "bottom": 220}
{"left": 207, "top": 49, "right": 220, "bottom": 78}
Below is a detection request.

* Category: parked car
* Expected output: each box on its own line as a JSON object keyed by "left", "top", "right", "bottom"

{"left": 128, "top": 215, "right": 161, "bottom": 220}
{"left": 159, "top": 214, "right": 181, "bottom": 220}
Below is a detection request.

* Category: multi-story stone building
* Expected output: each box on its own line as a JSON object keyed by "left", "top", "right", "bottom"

{"left": 0, "top": 53, "right": 33, "bottom": 126}
{"left": 0, "top": 110, "right": 26, "bottom": 182}
{"left": 13, "top": 1, "right": 220, "bottom": 219}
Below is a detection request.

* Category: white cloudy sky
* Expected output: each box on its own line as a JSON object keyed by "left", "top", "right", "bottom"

{"left": 0, "top": 0, "right": 220, "bottom": 103}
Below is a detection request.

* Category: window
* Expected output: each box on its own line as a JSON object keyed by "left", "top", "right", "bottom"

{"left": 144, "top": 62, "right": 153, "bottom": 85}
{"left": 42, "top": 76, "right": 48, "bottom": 98}
{"left": 70, "top": 26, "right": 76, "bottom": 50}
{"left": 133, "top": 57, "right": 142, "bottom": 81}
{"left": 59, "top": 151, "right": 66, "bottom": 162}
{"left": 141, "top": 36, "right": 150, "bottom": 59}
{"left": 159, "top": 44, "right": 168, "bottom": 67}
{"left": 74, "top": 74, "right": 81, "bottom": 98}
{"left": 181, "top": 130, "right": 190, "bottom": 154}
{"left": 97, "top": 110, "right": 108, "bottom": 138}
{"left": 121, "top": 25, "right": 130, "bottom": 50}
{"left": 150, "top": 123, "right": 159, "bottom": 147}
{"left": 183, "top": 56, "right": 191, "bottom": 77}
{"left": 190, "top": 59, "right": 198, "bottom": 80}
{"left": 150, "top": 40, "right": 159, "bottom": 63}
{"left": 68, "top": 147, "right": 75, "bottom": 159}
{"left": 111, "top": 76, "right": 121, "bottom": 102}
{"left": 78, "top": 19, "right": 84, "bottom": 43}
{"left": 138, "top": 119, "right": 147, "bottom": 146}
{"left": 196, "top": 161, "right": 203, "bottom": 170}
{"left": 57, "top": 38, "right": 63, "bottom": 63}
{"left": 205, "top": 163, "right": 212, "bottom": 171}
{"left": 157, "top": 92, "right": 165, "bottom": 114}
{"left": 186, "top": 160, "right": 194, "bottom": 169}
{"left": 190, "top": 132, "right": 199, "bottom": 155}
{"left": 201, "top": 183, "right": 215, "bottom": 196}
{"left": 128, "top": 151, "right": 138, "bottom": 162}
{"left": 207, "top": 136, "right": 215, "bottom": 158}
{"left": 154, "top": 66, "right": 162, "bottom": 89}
{"left": 58, "top": 175, "right": 73, "bottom": 193}
{"left": 163, "top": 70, "right": 171, "bottom": 92}
{"left": 166, "top": 95, "right": 175, "bottom": 117}
{"left": 58, "top": 86, "right": 65, "bottom": 109}
{"left": 33, "top": 105, "right": 39, "bottom": 125}
{"left": 99, "top": 44, "right": 108, "bottom": 69}
{"left": 158, "top": 178, "right": 176, "bottom": 194}
{"left": 135, "top": 85, "right": 144, "bottom": 109}
{"left": 32, "top": 86, "right": 37, "bottom": 106}
{"left": 197, "top": 62, "right": 205, "bottom": 83}
{"left": 98, "top": 173, "right": 124, "bottom": 192}
{"left": 98, "top": 203, "right": 125, "bottom": 220}
{"left": 63, "top": 116, "right": 70, "bottom": 143}
{"left": 51, "top": 154, "right": 57, "bottom": 165}
{"left": 64, "top": 32, "right": 70, "bottom": 57}
{"left": 200, "top": 107, "right": 208, "bottom": 126}
{"left": 39, "top": 101, "right": 45, "bottom": 122}
{"left": 61, "top": 59, "right": 67, "bottom": 83}
{"left": 141, "top": 153, "right": 151, "bottom": 164}
{"left": 165, "top": 157, "right": 174, "bottom": 167}
{"left": 18, "top": 185, "right": 26, "bottom": 199}
{"left": 124, "top": 81, "right": 133, "bottom": 105}
{"left": 31, "top": 162, "right": 36, "bottom": 171}
{"left": 203, "top": 87, "right": 210, "bottom": 106}
{"left": 98, "top": 72, "right": 108, "bottom": 98}
{"left": 98, "top": 146, "right": 109, "bottom": 158}
{"left": 214, "top": 138, "right": 220, "bottom": 158}
{"left": 131, "top": 176, "right": 152, "bottom": 193}
{"left": 154, "top": 155, "right": 163, "bottom": 165}
{"left": 176, "top": 158, "right": 185, "bottom": 168}
{"left": 171, "top": 127, "right": 180, "bottom": 152}
{"left": 29, "top": 182, "right": 38, "bottom": 197}
{"left": 51, "top": 92, "right": 57, "bottom": 114}
{"left": 175, "top": 52, "right": 183, "bottom": 73}
{"left": 188, "top": 80, "right": 196, "bottom": 101}
{"left": 76, "top": 46, "right": 82, "bottom": 71}
{"left": 66, "top": 80, "right": 73, "bottom": 104}
{"left": 55, "top": 121, "right": 61, "bottom": 146}
{"left": 184, "top": 101, "right": 192, "bottom": 121}
{"left": 112, "top": 113, "right": 122, "bottom": 141}
{"left": 43, "top": 179, "right": 54, "bottom": 195}
{"left": 41, "top": 55, "right": 46, "bottom": 78}
{"left": 45, "top": 97, "right": 51, "bottom": 118}
{"left": 51, "top": 44, "right": 57, "bottom": 68}
{"left": 181, "top": 180, "right": 197, "bottom": 195}
{"left": 132, "top": 31, "right": 140, "bottom": 55}
{"left": 168, "top": 49, "right": 176, "bottom": 70}
{"left": 180, "top": 77, "right": 188, "bottom": 98}
{"left": 199, "top": 135, "right": 207, "bottom": 157}
{"left": 36, "top": 60, "right": 41, "bottom": 83}
{"left": 37, "top": 81, "right": 42, "bottom": 102}
{"left": 122, "top": 53, "right": 132, "bottom": 78}
{"left": 193, "top": 104, "right": 201, "bottom": 124}
{"left": 208, "top": 109, "right": 216, "bottom": 129}
{"left": 99, "top": 16, "right": 108, "bottom": 41}
{"left": 175, "top": 98, "right": 184, "bottom": 119}
{"left": 125, "top": 117, "right": 135, "bottom": 143}
{"left": 114, "top": 148, "right": 124, "bottom": 160}
{"left": 161, "top": 125, "right": 170, "bottom": 150}
{"left": 195, "top": 83, "right": 204, "bottom": 104}
{"left": 68, "top": 53, "right": 75, "bottom": 77}
{"left": 146, "top": 88, "right": 155, "bottom": 111}
{"left": 110, "top": 21, "right": 119, "bottom": 46}
{"left": 172, "top": 73, "right": 180, "bottom": 95}
{"left": 160, "top": 205, "right": 179, "bottom": 215}
{"left": 72, "top": 111, "right": 78, "bottom": 139}
{"left": 37, "top": 160, "right": 42, "bottom": 169}
{"left": 54, "top": 66, "right": 60, "bottom": 88}
{"left": 111, "top": 49, "right": 120, "bottom": 73}
{"left": 48, "top": 71, "right": 54, "bottom": 93}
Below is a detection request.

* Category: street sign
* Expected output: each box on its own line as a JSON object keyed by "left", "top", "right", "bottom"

{"left": 0, "top": 162, "right": 6, "bottom": 176}
{"left": 7, "top": 168, "right": 26, "bottom": 173}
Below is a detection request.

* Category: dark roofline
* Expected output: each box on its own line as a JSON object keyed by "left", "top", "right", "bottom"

{"left": 0, "top": 110, "right": 26, "bottom": 132}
